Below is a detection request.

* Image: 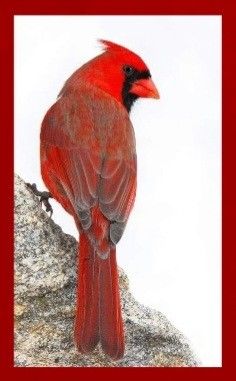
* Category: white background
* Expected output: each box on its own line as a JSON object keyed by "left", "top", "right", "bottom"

{"left": 14, "top": 16, "right": 222, "bottom": 367}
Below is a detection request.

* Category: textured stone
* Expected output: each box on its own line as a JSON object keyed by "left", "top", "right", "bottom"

{"left": 14, "top": 174, "right": 199, "bottom": 367}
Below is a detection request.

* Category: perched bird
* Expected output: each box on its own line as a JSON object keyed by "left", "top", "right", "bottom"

{"left": 40, "top": 40, "right": 159, "bottom": 360}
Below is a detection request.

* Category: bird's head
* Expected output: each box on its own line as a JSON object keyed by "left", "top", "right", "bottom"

{"left": 71, "top": 40, "right": 159, "bottom": 113}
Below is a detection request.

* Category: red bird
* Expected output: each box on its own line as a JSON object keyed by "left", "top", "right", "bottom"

{"left": 40, "top": 40, "right": 159, "bottom": 360}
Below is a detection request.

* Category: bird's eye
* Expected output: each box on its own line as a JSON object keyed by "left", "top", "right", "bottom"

{"left": 123, "top": 65, "right": 134, "bottom": 77}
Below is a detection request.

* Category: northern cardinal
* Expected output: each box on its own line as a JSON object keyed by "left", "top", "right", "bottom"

{"left": 40, "top": 40, "right": 159, "bottom": 360}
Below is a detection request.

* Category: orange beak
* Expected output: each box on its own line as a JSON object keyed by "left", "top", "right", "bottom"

{"left": 130, "top": 78, "right": 160, "bottom": 99}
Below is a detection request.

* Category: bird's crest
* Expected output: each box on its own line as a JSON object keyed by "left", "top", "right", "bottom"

{"left": 99, "top": 39, "right": 129, "bottom": 53}
{"left": 98, "top": 39, "right": 147, "bottom": 71}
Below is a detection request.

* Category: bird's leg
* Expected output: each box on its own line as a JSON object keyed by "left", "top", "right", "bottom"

{"left": 26, "top": 183, "right": 53, "bottom": 217}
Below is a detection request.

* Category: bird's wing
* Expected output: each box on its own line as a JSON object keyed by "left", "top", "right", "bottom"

{"left": 41, "top": 86, "right": 137, "bottom": 236}
{"left": 99, "top": 155, "right": 137, "bottom": 243}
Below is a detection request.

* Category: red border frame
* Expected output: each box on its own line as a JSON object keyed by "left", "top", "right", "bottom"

{"left": 1, "top": 0, "right": 235, "bottom": 377}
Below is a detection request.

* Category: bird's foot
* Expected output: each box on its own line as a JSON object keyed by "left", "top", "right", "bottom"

{"left": 26, "top": 183, "right": 53, "bottom": 217}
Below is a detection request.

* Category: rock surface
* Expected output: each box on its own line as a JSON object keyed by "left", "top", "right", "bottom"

{"left": 14, "top": 174, "right": 198, "bottom": 367}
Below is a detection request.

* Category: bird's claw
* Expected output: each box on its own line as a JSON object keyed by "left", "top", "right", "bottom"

{"left": 40, "top": 193, "right": 53, "bottom": 218}
{"left": 26, "top": 183, "right": 53, "bottom": 217}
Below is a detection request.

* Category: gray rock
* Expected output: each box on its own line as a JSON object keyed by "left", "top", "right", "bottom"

{"left": 14, "top": 174, "right": 199, "bottom": 367}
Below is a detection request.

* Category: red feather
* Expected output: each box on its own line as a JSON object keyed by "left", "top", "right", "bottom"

{"left": 40, "top": 40, "right": 158, "bottom": 360}
{"left": 99, "top": 39, "right": 148, "bottom": 70}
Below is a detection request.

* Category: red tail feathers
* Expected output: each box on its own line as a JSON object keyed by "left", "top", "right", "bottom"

{"left": 74, "top": 232, "right": 124, "bottom": 360}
